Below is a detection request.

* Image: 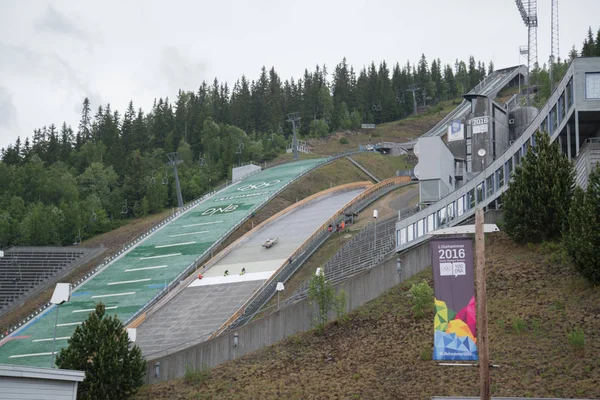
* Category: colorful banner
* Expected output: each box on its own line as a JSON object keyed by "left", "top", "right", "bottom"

{"left": 431, "top": 238, "right": 478, "bottom": 361}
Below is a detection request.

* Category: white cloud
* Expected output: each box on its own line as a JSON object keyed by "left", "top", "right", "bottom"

{"left": 0, "top": 0, "right": 598, "bottom": 151}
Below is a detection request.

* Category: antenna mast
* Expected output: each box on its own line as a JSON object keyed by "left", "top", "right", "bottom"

{"left": 550, "top": 0, "right": 559, "bottom": 91}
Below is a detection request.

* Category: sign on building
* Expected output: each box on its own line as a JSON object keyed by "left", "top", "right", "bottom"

{"left": 447, "top": 120, "right": 464, "bottom": 142}
{"left": 469, "top": 116, "right": 489, "bottom": 134}
{"left": 430, "top": 237, "right": 478, "bottom": 361}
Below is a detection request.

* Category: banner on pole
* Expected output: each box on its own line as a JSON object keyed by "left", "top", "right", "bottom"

{"left": 431, "top": 237, "right": 478, "bottom": 361}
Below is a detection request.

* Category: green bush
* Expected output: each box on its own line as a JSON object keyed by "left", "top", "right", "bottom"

{"left": 308, "top": 269, "right": 347, "bottom": 331}
{"left": 408, "top": 280, "right": 434, "bottom": 318}
{"left": 339, "top": 137, "right": 349, "bottom": 145}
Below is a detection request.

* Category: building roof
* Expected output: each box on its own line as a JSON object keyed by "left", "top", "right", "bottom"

{"left": 0, "top": 364, "right": 85, "bottom": 382}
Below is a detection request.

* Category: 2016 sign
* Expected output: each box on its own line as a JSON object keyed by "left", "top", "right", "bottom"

{"left": 236, "top": 180, "right": 281, "bottom": 192}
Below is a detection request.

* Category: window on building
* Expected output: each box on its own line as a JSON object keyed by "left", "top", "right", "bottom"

{"left": 486, "top": 175, "right": 494, "bottom": 197}
{"left": 407, "top": 224, "right": 414, "bottom": 241}
{"left": 468, "top": 189, "right": 476, "bottom": 208}
{"left": 417, "top": 219, "right": 424, "bottom": 237}
{"left": 585, "top": 73, "right": 600, "bottom": 99}
{"left": 476, "top": 182, "right": 484, "bottom": 203}
{"left": 568, "top": 78, "right": 574, "bottom": 108}
{"left": 497, "top": 166, "right": 504, "bottom": 188}
{"left": 447, "top": 203, "right": 455, "bottom": 221}
{"left": 399, "top": 228, "right": 406, "bottom": 245}
{"left": 458, "top": 196, "right": 465, "bottom": 216}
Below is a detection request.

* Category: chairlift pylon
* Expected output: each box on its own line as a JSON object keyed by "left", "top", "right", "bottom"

{"left": 121, "top": 200, "right": 129, "bottom": 215}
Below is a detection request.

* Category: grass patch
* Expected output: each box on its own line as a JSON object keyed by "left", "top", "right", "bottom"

{"left": 567, "top": 327, "right": 585, "bottom": 351}
{"left": 352, "top": 152, "right": 413, "bottom": 180}
{"left": 184, "top": 365, "right": 210, "bottom": 385}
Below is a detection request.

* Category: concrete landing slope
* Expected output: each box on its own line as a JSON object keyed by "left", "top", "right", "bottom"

{"left": 136, "top": 187, "right": 365, "bottom": 357}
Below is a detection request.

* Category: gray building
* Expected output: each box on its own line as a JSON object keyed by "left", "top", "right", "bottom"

{"left": 396, "top": 57, "right": 600, "bottom": 252}
{"left": 0, "top": 364, "right": 84, "bottom": 400}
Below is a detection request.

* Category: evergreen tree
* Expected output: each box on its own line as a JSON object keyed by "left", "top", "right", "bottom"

{"left": 77, "top": 97, "right": 92, "bottom": 148}
{"left": 563, "top": 166, "right": 600, "bottom": 283}
{"left": 56, "top": 303, "right": 145, "bottom": 400}
{"left": 581, "top": 26, "right": 596, "bottom": 57}
{"left": 503, "top": 131, "right": 574, "bottom": 243}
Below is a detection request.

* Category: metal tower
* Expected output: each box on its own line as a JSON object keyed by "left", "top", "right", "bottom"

{"left": 166, "top": 152, "right": 184, "bottom": 208}
{"left": 550, "top": 0, "right": 559, "bottom": 91}
{"left": 515, "top": 0, "right": 538, "bottom": 104}
{"left": 287, "top": 112, "right": 301, "bottom": 160}
{"left": 406, "top": 84, "right": 419, "bottom": 115}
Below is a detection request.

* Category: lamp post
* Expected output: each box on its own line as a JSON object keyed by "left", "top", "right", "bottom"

{"left": 276, "top": 282, "right": 285, "bottom": 310}
{"left": 50, "top": 283, "right": 71, "bottom": 368}
{"left": 373, "top": 209, "right": 378, "bottom": 251}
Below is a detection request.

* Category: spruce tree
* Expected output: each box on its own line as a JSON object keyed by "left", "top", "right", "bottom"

{"left": 56, "top": 303, "right": 145, "bottom": 400}
{"left": 564, "top": 166, "right": 600, "bottom": 283}
{"left": 502, "top": 131, "right": 574, "bottom": 243}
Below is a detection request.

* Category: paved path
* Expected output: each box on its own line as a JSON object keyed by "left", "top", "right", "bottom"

{"left": 136, "top": 188, "right": 364, "bottom": 357}
{"left": 0, "top": 159, "right": 325, "bottom": 367}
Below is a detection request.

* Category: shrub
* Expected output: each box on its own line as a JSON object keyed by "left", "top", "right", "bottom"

{"left": 408, "top": 280, "right": 434, "bottom": 318}
{"left": 308, "top": 268, "right": 347, "bottom": 331}
{"left": 339, "top": 137, "right": 349, "bottom": 145}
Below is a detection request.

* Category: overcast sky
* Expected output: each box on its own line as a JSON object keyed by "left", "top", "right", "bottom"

{"left": 0, "top": 0, "right": 598, "bottom": 150}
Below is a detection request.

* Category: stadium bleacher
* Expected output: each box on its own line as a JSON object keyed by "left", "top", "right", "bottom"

{"left": 0, "top": 246, "right": 104, "bottom": 317}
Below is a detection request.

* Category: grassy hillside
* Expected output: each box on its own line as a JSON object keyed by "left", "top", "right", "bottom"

{"left": 351, "top": 152, "right": 413, "bottom": 180}
{"left": 307, "top": 98, "right": 462, "bottom": 155}
{"left": 136, "top": 233, "right": 600, "bottom": 399}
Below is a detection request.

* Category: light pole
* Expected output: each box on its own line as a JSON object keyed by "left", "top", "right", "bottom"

{"left": 373, "top": 209, "right": 378, "bottom": 251}
{"left": 276, "top": 282, "right": 285, "bottom": 310}
{"left": 50, "top": 283, "right": 71, "bottom": 368}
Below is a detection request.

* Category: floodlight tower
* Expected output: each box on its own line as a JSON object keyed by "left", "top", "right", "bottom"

{"left": 550, "top": 0, "right": 559, "bottom": 91}
{"left": 287, "top": 112, "right": 301, "bottom": 160}
{"left": 515, "top": 0, "right": 538, "bottom": 104}
{"left": 166, "top": 152, "right": 184, "bottom": 208}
